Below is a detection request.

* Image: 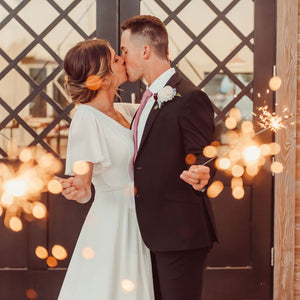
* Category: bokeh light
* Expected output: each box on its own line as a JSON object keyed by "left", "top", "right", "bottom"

{"left": 269, "top": 76, "right": 282, "bottom": 91}
{"left": 241, "top": 120, "right": 254, "bottom": 134}
{"left": 231, "top": 177, "right": 243, "bottom": 189}
{"left": 5, "top": 179, "right": 27, "bottom": 197}
{"left": 72, "top": 161, "right": 90, "bottom": 175}
{"left": 207, "top": 181, "right": 224, "bottom": 198}
{"left": 52, "top": 245, "right": 68, "bottom": 260}
{"left": 219, "top": 158, "right": 231, "bottom": 170}
{"left": 26, "top": 289, "right": 38, "bottom": 300}
{"left": 47, "top": 179, "right": 63, "bottom": 194}
{"left": 229, "top": 107, "right": 242, "bottom": 123}
{"left": 232, "top": 186, "right": 245, "bottom": 199}
{"left": 231, "top": 165, "right": 244, "bottom": 177}
{"left": 9, "top": 216, "right": 22, "bottom": 232}
{"left": 121, "top": 279, "right": 135, "bottom": 293}
{"left": 243, "top": 146, "right": 261, "bottom": 163}
{"left": 82, "top": 247, "right": 95, "bottom": 260}
{"left": 185, "top": 154, "right": 196, "bottom": 165}
{"left": 269, "top": 143, "right": 281, "bottom": 155}
{"left": 86, "top": 75, "right": 102, "bottom": 90}
{"left": 271, "top": 161, "right": 283, "bottom": 174}
{"left": 35, "top": 246, "right": 48, "bottom": 259}
{"left": 225, "top": 117, "right": 237, "bottom": 130}
{"left": 32, "top": 202, "right": 47, "bottom": 219}
{"left": 46, "top": 256, "right": 58, "bottom": 267}
{"left": 203, "top": 146, "right": 218, "bottom": 158}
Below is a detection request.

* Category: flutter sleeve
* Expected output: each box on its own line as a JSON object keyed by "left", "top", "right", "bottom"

{"left": 65, "top": 109, "right": 111, "bottom": 176}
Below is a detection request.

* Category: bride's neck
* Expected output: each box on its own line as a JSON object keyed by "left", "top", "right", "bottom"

{"left": 86, "top": 89, "right": 116, "bottom": 115}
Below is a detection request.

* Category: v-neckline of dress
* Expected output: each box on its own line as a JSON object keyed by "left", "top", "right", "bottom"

{"left": 79, "top": 104, "right": 132, "bottom": 134}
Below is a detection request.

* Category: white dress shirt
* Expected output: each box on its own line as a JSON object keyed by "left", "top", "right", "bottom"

{"left": 137, "top": 67, "right": 176, "bottom": 148}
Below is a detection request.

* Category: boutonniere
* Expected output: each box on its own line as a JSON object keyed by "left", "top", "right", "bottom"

{"left": 153, "top": 85, "right": 181, "bottom": 109}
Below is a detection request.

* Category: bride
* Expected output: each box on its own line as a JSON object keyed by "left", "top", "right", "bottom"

{"left": 57, "top": 39, "right": 154, "bottom": 300}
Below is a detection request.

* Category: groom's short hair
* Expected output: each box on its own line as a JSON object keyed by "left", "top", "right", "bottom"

{"left": 121, "top": 15, "right": 168, "bottom": 60}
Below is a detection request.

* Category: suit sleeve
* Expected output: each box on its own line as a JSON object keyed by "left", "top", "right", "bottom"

{"left": 179, "top": 89, "right": 216, "bottom": 180}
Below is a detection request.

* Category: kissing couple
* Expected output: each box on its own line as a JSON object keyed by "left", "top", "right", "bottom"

{"left": 57, "top": 14, "right": 217, "bottom": 300}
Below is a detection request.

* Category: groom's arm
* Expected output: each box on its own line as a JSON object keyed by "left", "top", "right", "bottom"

{"left": 179, "top": 89, "right": 216, "bottom": 191}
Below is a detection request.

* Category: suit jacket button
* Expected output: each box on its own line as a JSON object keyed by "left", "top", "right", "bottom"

{"left": 136, "top": 167, "right": 143, "bottom": 170}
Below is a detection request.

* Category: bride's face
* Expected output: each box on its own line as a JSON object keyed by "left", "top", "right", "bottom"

{"left": 109, "top": 47, "right": 127, "bottom": 86}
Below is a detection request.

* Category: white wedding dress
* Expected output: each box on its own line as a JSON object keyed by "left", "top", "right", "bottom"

{"left": 58, "top": 103, "right": 154, "bottom": 300}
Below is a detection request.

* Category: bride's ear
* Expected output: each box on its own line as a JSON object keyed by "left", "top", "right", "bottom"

{"left": 100, "top": 75, "right": 111, "bottom": 89}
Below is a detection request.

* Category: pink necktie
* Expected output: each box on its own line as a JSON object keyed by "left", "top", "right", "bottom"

{"left": 133, "top": 89, "right": 153, "bottom": 162}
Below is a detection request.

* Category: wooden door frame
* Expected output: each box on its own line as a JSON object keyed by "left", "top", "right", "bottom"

{"left": 274, "top": 0, "right": 298, "bottom": 299}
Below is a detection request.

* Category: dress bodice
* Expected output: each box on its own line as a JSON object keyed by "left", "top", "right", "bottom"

{"left": 65, "top": 104, "right": 134, "bottom": 191}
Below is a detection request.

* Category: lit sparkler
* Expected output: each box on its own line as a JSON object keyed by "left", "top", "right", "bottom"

{"left": 0, "top": 145, "right": 63, "bottom": 231}
{"left": 253, "top": 105, "right": 294, "bottom": 135}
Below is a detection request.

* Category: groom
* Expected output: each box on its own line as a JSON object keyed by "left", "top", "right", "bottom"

{"left": 120, "top": 15, "right": 217, "bottom": 300}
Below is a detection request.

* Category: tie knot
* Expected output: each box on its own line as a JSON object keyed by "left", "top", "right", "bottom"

{"left": 143, "top": 89, "right": 153, "bottom": 99}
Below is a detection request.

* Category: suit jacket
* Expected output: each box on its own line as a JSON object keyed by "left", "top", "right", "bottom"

{"left": 134, "top": 72, "right": 218, "bottom": 252}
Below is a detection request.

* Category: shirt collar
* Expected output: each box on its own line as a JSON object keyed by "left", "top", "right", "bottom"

{"left": 147, "top": 68, "right": 176, "bottom": 94}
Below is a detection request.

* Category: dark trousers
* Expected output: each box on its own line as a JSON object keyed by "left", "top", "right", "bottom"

{"left": 151, "top": 247, "right": 211, "bottom": 300}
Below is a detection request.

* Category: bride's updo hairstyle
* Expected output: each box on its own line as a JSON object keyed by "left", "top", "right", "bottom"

{"left": 63, "top": 39, "right": 114, "bottom": 104}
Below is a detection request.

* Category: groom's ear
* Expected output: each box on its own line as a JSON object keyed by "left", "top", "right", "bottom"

{"left": 142, "top": 45, "right": 151, "bottom": 60}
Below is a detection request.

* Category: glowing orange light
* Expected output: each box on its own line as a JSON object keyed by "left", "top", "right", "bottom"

{"left": 241, "top": 120, "right": 253, "bottom": 134}
{"left": 231, "top": 177, "right": 243, "bottom": 189}
{"left": 185, "top": 154, "right": 196, "bottom": 165}
{"left": 47, "top": 179, "right": 63, "bottom": 194}
{"left": 219, "top": 158, "right": 231, "bottom": 170}
{"left": 82, "top": 247, "right": 95, "bottom": 260}
{"left": 28, "top": 177, "right": 44, "bottom": 193}
{"left": 35, "top": 246, "right": 49, "bottom": 259}
{"left": 231, "top": 165, "right": 244, "bottom": 177}
{"left": 246, "top": 165, "right": 259, "bottom": 176}
{"left": 269, "top": 143, "right": 281, "bottom": 155}
{"left": 229, "top": 107, "right": 242, "bottom": 123}
{"left": 19, "top": 148, "right": 34, "bottom": 163}
{"left": 203, "top": 146, "right": 217, "bottom": 158}
{"left": 260, "top": 144, "right": 271, "bottom": 156}
{"left": 32, "top": 202, "right": 47, "bottom": 219}
{"left": 72, "top": 161, "right": 90, "bottom": 175}
{"left": 232, "top": 186, "right": 245, "bottom": 199}
{"left": 52, "top": 245, "right": 68, "bottom": 260}
{"left": 224, "top": 131, "right": 239, "bottom": 145}
{"left": 46, "top": 256, "right": 58, "bottom": 267}
{"left": 244, "top": 146, "right": 261, "bottom": 162}
{"left": 121, "top": 279, "right": 135, "bottom": 293}
{"left": 0, "top": 206, "right": 3, "bottom": 217}
{"left": 225, "top": 117, "right": 237, "bottom": 130}
{"left": 1, "top": 192, "right": 14, "bottom": 206}
{"left": 5, "top": 179, "right": 27, "bottom": 196}
{"left": 229, "top": 149, "right": 241, "bottom": 162}
{"left": 271, "top": 161, "right": 283, "bottom": 174}
{"left": 26, "top": 289, "right": 38, "bottom": 300}
{"left": 86, "top": 75, "right": 103, "bottom": 90}
{"left": 9, "top": 216, "right": 22, "bottom": 232}
{"left": 207, "top": 181, "right": 224, "bottom": 198}
{"left": 269, "top": 76, "right": 282, "bottom": 91}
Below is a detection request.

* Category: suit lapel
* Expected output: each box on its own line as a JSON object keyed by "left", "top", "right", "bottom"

{"left": 137, "top": 72, "right": 183, "bottom": 158}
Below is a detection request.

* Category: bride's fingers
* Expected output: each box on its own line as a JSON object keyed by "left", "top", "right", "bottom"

{"left": 62, "top": 186, "right": 76, "bottom": 198}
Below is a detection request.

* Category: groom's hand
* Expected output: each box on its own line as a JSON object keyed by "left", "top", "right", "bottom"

{"left": 180, "top": 165, "right": 210, "bottom": 191}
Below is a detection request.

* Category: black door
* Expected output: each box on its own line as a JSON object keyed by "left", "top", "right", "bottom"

{"left": 0, "top": 0, "right": 275, "bottom": 299}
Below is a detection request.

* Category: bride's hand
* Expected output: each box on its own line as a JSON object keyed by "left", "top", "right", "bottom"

{"left": 56, "top": 176, "right": 91, "bottom": 204}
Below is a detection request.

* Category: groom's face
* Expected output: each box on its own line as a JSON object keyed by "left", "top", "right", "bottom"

{"left": 121, "top": 30, "right": 145, "bottom": 82}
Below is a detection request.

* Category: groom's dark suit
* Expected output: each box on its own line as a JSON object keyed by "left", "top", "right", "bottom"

{"left": 133, "top": 71, "right": 217, "bottom": 299}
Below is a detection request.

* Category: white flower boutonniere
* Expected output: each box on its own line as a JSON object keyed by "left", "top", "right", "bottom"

{"left": 154, "top": 85, "right": 181, "bottom": 109}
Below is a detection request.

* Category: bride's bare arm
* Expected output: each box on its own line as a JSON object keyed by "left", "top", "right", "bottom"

{"left": 56, "top": 162, "right": 93, "bottom": 204}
